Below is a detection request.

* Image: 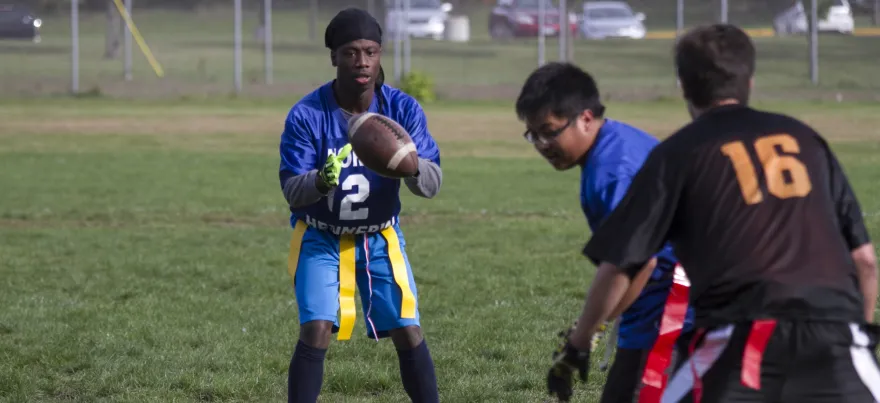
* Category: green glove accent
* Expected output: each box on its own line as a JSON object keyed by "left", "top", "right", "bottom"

{"left": 319, "top": 144, "right": 352, "bottom": 188}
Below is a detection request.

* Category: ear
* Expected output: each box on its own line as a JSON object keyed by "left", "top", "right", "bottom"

{"left": 330, "top": 50, "right": 337, "bottom": 67}
{"left": 580, "top": 109, "right": 596, "bottom": 125}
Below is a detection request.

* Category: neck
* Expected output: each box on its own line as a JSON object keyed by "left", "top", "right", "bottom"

{"left": 333, "top": 80, "right": 374, "bottom": 114}
{"left": 577, "top": 117, "right": 606, "bottom": 167}
{"left": 690, "top": 98, "right": 741, "bottom": 119}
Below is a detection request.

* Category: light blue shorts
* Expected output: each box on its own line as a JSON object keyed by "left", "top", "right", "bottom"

{"left": 287, "top": 220, "right": 420, "bottom": 340}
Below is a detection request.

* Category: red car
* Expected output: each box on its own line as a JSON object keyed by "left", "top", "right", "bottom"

{"left": 489, "top": 0, "right": 578, "bottom": 39}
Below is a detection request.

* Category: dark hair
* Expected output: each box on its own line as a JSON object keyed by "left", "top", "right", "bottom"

{"left": 515, "top": 62, "right": 605, "bottom": 122}
{"left": 675, "top": 24, "right": 756, "bottom": 109}
{"left": 324, "top": 7, "right": 386, "bottom": 115}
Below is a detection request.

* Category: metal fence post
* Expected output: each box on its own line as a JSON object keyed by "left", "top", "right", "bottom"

{"left": 124, "top": 0, "right": 133, "bottom": 81}
{"left": 720, "top": 0, "right": 728, "bottom": 23}
{"left": 676, "top": 0, "right": 684, "bottom": 89}
{"left": 809, "top": 0, "right": 819, "bottom": 84}
{"left": 538, "top": 0, "right": 545, "bottom": 66}
{"left": 71, "top": 0, "right": 79, "bottom": 93}
{"left": 234, "top": 0, "right": 242, "bottom": 94}
{"left": 264, "top": 0, "right": 273, "bottom": 85}
{"left": 394, "top": 0, "right": 402, "bottom": 84}
{"left": 403, "top": 0, "right": 411, "bottom": 75}
{"left": 558, "top": 0, "right": 567, "bottom": 62}
{"left": 676, "top": 0, "right": 684, "bottom": 36}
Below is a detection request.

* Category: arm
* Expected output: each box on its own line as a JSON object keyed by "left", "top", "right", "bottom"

{"left": 403, "top": 158, "right": 442, "bottom": 199}
{"left": 588, "top": 172, "right": 657, "bottom": 319}
{"left": 572, "top": 147, "right": 684, "bottom": 349}
{"left": 279, "top": 112, "right": 323, "bottom": 209}
{"left": 609, "top": 257, "right": 657, "bottom": 318}
{"left": 400, "top": 99, "right": 442, "bottom": 199}
{"left": 828, "top": 148, "right": 876, "bottom": 322}
{"left": 282, "top": 170, "right": 327, "bottom": 208}
{"left": 852, "top": 244, "right": 878, "bottom": 323}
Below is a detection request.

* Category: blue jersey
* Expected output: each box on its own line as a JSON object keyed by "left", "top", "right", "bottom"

{"left": 279, "top": 82, "right": 440, "bottom": 234}
{"left": 580, "top": 119, "right": 694, "bottom": 349}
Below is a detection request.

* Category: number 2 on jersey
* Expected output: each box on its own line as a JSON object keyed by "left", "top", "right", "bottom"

{"left": 327, "top": 174, "right": 370, "bottom": 220}
{"left": 720, "top": 133, "right": 812, "bottom": 205}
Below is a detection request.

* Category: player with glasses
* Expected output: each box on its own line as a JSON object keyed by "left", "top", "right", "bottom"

{"left": 514, "top": 62, "right": 695, "bottom": 403}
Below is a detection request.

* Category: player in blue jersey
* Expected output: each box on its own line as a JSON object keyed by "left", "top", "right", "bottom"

{"left": 514, "top": 62, "right": 696, "bottom": 403}
{"left": 278, "top": 8, "right": 442, "bottom": 403}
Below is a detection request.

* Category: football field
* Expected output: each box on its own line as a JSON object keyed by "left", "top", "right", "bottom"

{"left": 1, "top": 98, "right": 879, "bottom": 402}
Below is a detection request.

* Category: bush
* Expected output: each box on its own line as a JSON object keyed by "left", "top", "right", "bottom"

{"left": 398, "top": 71, "right": 436, "bottom": 103}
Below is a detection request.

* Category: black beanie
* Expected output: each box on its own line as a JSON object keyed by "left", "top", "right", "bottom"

{"left": 325, "top": 8, "right": 383, "bottom": 51}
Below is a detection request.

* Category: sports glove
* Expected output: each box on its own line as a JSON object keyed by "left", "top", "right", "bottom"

{"left": 318, "top": 144, "right": 352, "bottom": 188}
{"left": 590, "top": 320, "right": 612, "bottom": 349}
{"left": 547, "top": 323, "right": 592, "bottom": 402}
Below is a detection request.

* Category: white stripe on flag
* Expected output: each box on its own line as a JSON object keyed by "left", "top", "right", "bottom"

{"left": 849, "top": 323, "right": 880, "bottom": 402}
{"left": 661, "top": 325, "right": 734, "bottom": 403}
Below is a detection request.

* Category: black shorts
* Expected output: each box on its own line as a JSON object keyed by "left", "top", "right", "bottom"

{"left": 600, "top": 335, "right": 693, "bottom": 403}
{"left": 663, "top": 320, "right": 880, "bottom": 403}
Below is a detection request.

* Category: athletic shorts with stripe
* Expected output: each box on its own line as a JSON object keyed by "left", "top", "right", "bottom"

{"left": 287, "top": 220, "right": 420, "bottom": 341}
{"left": 662, "top": 320, "right": 880, "bottom": 403}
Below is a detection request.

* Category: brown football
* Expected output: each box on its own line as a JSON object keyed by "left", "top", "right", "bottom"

{"left": 346, "top": 112, "right": 419, "bottom": 178}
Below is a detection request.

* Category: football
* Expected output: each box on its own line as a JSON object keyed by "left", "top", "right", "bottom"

{"left": 346, "top": 112, "right": 419, "bottom": 178}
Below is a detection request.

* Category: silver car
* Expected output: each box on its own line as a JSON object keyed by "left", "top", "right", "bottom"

{"left": 579, "top": 1, "right": 646, "bottom": 40}
{"left": 773, "top": 0, "right": 855, "bottom": 36}
{"left": 384, "top": 0, "right": 453, "bottom": 41}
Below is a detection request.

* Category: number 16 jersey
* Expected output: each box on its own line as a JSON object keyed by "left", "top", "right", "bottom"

{"left": 583, "top": 104, "right": 871, "bottom": 328}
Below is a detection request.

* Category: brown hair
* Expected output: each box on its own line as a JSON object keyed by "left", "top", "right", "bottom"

{"left": 675, "top": 24, "right": 756, "bottom": 108}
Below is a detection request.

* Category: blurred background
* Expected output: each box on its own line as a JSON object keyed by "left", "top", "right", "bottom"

{"left": 1, "top": 0, "right": 879, "bottom": 102}
{"left": 1, "top": 4, "right": 879, "bottom": 401}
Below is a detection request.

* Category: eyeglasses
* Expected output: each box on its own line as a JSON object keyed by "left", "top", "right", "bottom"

{"left": 522, "top": 118, "right": 575, "bottom": 145}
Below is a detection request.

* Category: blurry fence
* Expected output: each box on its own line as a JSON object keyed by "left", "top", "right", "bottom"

{"left": 1, "top": 0, "right": 879, "bottom": 101}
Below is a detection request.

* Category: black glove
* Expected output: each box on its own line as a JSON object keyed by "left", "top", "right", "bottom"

{"left": 547, "top": 325, "right": 591, "bottom": 402}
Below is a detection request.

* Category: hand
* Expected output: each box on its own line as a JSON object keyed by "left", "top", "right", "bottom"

{"left": 547, "top": 324, "right": 591, "bottom": 402}
{"left": 318, "top": 144, "right": 352, "bottom": 188}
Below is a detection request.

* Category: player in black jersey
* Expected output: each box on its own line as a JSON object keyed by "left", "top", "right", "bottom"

{"left": 546, "top": 24, "right": 880, "bottom": 402}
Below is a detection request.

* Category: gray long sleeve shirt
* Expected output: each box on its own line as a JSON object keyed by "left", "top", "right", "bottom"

{"left": 282, "top": 158, "right": 442, "bottom": 209}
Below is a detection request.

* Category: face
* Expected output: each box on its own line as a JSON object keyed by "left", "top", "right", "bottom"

{"left": 523, "top": 110, "right": 598, "bottom": 170}
{"left": 331, "top": 39, "right": 381, "bottom": 92}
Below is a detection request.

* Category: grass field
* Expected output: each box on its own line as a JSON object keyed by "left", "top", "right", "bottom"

{"left": 1, "top": 97, "right": 879, "bottom": 402}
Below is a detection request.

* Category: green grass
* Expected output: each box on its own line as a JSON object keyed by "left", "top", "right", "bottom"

{"left": 0, "top": 98, "right": 878, "bottom": 402}
{"left": 0, "top": 7, "right": 878, "bottom": 100}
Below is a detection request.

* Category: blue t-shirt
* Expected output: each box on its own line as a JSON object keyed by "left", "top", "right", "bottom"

{"left": 279, "top": 81, "right": 440, "bottom": 234}
{"left": 580, "top": 119, "right": 694, "bottom": 349}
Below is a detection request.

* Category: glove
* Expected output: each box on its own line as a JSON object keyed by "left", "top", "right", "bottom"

{"left": 318, "top": 144, "right": 352, "bottom": 188}
{"left": 590, "top": 320, "right": 612, "bottom": 349}
{"left": 547, "top": 324, "right": 591, "bottom": 402}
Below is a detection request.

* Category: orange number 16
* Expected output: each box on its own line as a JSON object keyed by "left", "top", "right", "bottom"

{"left": 720, "top": 134, "right": 813, "bottom": 205}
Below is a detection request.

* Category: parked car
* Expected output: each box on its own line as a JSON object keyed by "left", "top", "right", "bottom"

{"left": 385, "top": 0, "right": 453, "bottom": 41}
{"left": 580, "top": 1, "right": 646, "bottom": 39}
{"left": 773, "top": 0, "right": 854, "bottom": 35}
{"left": 0, "top": 4, "right": 41, "bottom": 42}
{"left": 489, "top": 0, "right": 578, "bottom": 39}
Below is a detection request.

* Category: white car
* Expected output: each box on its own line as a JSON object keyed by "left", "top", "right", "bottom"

{"left": 580, "top": 1, "right": 646, "bottom": 40}
{"left": 773, "top": 0, "right": 854, "bottom": 35}
{"left": 385, "top": 0, "right": 453, "bottom": 41}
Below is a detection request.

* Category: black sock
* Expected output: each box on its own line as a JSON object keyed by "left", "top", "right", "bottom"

{"left": 397, "top": 340, "right": 439, "bottom": 403}
{"left": 288, "top": 340, "right": 327, "bottom": 403}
